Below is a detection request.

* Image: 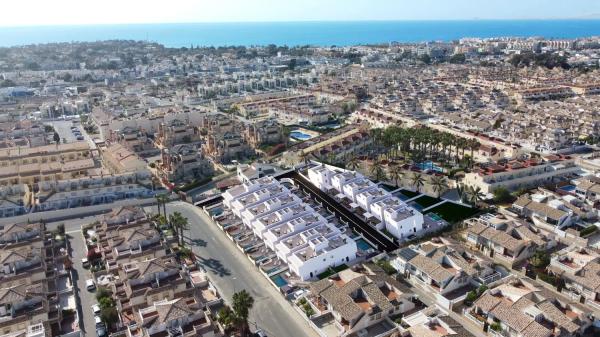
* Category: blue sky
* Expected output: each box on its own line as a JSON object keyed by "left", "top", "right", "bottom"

{"left": 3, "top": 0, "right": 600, "bottom": 26}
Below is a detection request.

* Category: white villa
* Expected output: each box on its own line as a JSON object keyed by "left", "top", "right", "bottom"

{"left": 308, "top": 164, "right": 424, "bottom": 240}
{"left": 222, "top": 176, "right": 357, "bottom": 281}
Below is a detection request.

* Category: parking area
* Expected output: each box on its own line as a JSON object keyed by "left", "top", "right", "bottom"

{"left": 45, "top": 120, "right": 82, "bottom": 143}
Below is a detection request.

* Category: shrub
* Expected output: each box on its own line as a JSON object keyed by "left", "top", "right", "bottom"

{"left": 580, "top": 226, "right": 598, "bottom": 237}
{"left": 490, "top": 322, "right": 501, "bottom": 332}
{"left": 375, "top": 260, "right": 397, "bottom": 275}
{"left": 268, "top": 143, "right": 286, "bottom": 156}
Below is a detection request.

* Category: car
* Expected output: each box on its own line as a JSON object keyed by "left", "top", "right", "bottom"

{"left": 86, "top": 279, "right": 96, "bottom": 291}
{"left": 81, "top": 257, "right": 90, "bottom": 268}
{"left": 95, "top": 316, "right": 104, "bottom": 326}
{"left": 76, "top": 136, "right": 84, "bottom": 140}
{"left": 70, "top": 126, "right": 78, "bottom": 130}
{"left": 96, "top": 325, "right": 106, "bottom": 337}
{"left": 92, "top": 304, "right": 100, "bottom": 315}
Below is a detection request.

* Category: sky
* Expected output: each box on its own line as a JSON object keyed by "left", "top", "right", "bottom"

{"left": 3, "top": 0, "right": 600, "bottom": 27}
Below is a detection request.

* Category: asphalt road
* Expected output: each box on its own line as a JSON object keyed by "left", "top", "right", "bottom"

{"left": 153, "top": 201, "right": 318, "bottom": 337}
{"left": 68, "top": 227, "right": 99, "bottom": 337}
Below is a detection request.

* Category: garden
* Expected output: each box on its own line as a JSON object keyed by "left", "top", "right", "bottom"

{"left": 426, "top": 202, "right": 479, "bottom": 223}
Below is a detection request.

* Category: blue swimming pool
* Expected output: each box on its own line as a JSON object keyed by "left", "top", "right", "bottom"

{"left": 355, "top": 238, "right": 373, "bottom": 251}
{"left": 270, "top": 273, "right": 288, "bottom": 287}
{"left": 290, "top": 130, "right": 313, "bottom": 140}
{"left": 209, "top": 207, "right": 223, "bottom": 216}
{"left": 428, "top": 213, "right": 443, "bottom": 222}
{"left": 415, "top": 161, "right": 443, "bottom": 173}
{"left": 559, "top": 185, "right": 576, "bottom": 192}
{"left": 408, "top": 201, "right": 424, "bottom": 211}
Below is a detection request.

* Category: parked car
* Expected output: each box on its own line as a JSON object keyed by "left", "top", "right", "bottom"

{"left": 96, "top": 323, "right": 106, "bottom": 337}
{"left": 81, "top": 257, "right": 90, "bottom": 268}
{"left": 92, "top": 304, "right": 100, "bottom": 315}
{"left": 86, "top": 279, "right": 96, "bottom": 291}
{"left": 76, "top": 136, "right": 84, "bottom": 140}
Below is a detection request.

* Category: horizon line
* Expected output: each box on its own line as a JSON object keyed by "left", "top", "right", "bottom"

{"left": 2, "top": 17, "right": 600, "bottom": 28}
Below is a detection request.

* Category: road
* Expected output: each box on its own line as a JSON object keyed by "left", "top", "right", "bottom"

{"left": 68, "top": 226, "right": 99, "bottom": 337}
{"left": 153, "top": 201, "right": 318, "bottom": 337}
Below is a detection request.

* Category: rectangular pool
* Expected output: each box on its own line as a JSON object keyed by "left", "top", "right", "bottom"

{"left": 270, "top": 273, "right": 288, "bottom": 287}
{"left": 355, "top": 238, "right": 373, "bottom": 251}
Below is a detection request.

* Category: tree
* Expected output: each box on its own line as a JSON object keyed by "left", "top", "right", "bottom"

{"left": 370, "top": 160, "right": 386, "bottom": 182}
{"left": 466, "top": 185, "right": 485, "bottom": 205}
{"left": 232, "top": 290, "right": 255, "bottom": 337}
{"left": 100, "top": 307, "right": 118, "bottom": 326}
{"left": 457, "top": 184, "right": 467, "bottom": 203}
{"left": 53, "top": 132, "right": 60, "bottom": 145}
{"left": 217, "top": 306, "right": 235, "bottom": 331}
{"left": 530, "top": 250, "right": 550, "bottom": 269}
{"left": 419, "top": 54, "right": 431, "bottom": 65}
{"left": 449, "top": 53, "right": 466, "bottom": 64}
{"left": 430, "top": 175, "right": 448, "bottom": 198}
{"left": 347, "top": 156, "right": 360, "bottom": 171}
{"left": 411, "top": 173, "right": 425, "bottom": 193}
{"left": 389, "top": 165, "right": 404, "bottom": 187}
{"left": 493, "top": 187, "right": 514, "bottom": 204}
{"left": 169, "top": 212, "right": 189, "bottom": 246}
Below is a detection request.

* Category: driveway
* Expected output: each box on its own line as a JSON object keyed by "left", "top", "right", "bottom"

{"left": 154, "top": 202, "right": 318, "bottom": 337}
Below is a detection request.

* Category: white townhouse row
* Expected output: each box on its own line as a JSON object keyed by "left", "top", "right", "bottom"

{"left": 308, "top": 164, "right": 424, "bottom": 240}
{"left": 222, "top": 176, "right": 357, "bottom": 280}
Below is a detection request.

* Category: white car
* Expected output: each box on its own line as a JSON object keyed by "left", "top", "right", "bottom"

{"left": 92, "top": 304, "right": 101, "bottom": 314}
{"left": 86, "top": 279, "right": 96, "bottom": 291}
{"left": 81, "top": 257, "right": 90, "bottom": 268}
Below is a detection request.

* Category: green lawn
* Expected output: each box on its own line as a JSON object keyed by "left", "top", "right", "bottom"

{"left": 412, "top": 195, "right": 442, "bottom": 209}
{"left": 427, "top": 202, "right": 479, "bottom": 223}
{"left": 398, "top": 189, "right": 420, "bottom": 198}
{"left": 317, "top": 264, "right": 349, "bottom": 280}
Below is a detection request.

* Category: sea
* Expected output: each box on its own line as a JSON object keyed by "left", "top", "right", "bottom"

{"left": 1, "top": 20, "right": 600, "bottom": 48}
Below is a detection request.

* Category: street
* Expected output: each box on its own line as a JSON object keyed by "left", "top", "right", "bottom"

{"left": 153, "top": 201, "right": 318, "bottom": 337}
{"left": 68, "top": 225, "right": 99, "bottom": 337}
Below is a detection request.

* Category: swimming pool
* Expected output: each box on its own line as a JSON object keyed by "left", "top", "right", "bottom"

{"left": 408, "top": 201, "right": 424, "bottom": 211}
{"left": 428, "top": 213, "right": 443, "bottom": 222}
{"left": 209, "top": 207, "right": 223, "bottom": 216}
{"left": 355, "top": 238, "right": 373, "bottom": 251}
{"left": 415, "top": 161, "right": 443, "bottom": 173}
{"left": 559, "top": 185, "right": 576, "bottom": 192}
{"left": 290, "top": 130, "right": 313, "bottom": 140}
{"left": 270, "top": 273, "right": 288, "bottom": 287}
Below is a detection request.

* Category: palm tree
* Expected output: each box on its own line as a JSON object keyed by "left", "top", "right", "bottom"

{"left": 469, "top": 139, "right": 481, "bottom": 168}
{"left": 169, "top": 212, "right": 188, "bottom": 246}
{"left": 155, "top": 194, "right": 162, "bottom": 216}
{"left": 430, "top": 175, "right": 448, "bottom": 198}
{"left": 161, "top": 194, "right": 168, "bottom": 217}
{"left": 467, "top": 185, "right": 485, "bottom": 206}
{"left": 456, "top": 183, "right": 467, "bottom": 203}
{"left": 389, "top": 165, "right": 404, "bottom": 187}
{"left": 370, "top": 160, "right": 386, "bottom": 182}
{"left": 347, "top": 156, "right": 360, "bottom": 171}
{"left": 411, "top": 173, "right": 425, "bottom": 193}
{"left": 232, "top": 290, "right": 255, "bottom": 337}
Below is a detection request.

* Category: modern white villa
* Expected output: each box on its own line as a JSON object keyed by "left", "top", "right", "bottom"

{"left": 308, "top": 164, "right": 424, "bottom": 240}
{"left": 222, "top": 176, "right": 357, "bottom": 280}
